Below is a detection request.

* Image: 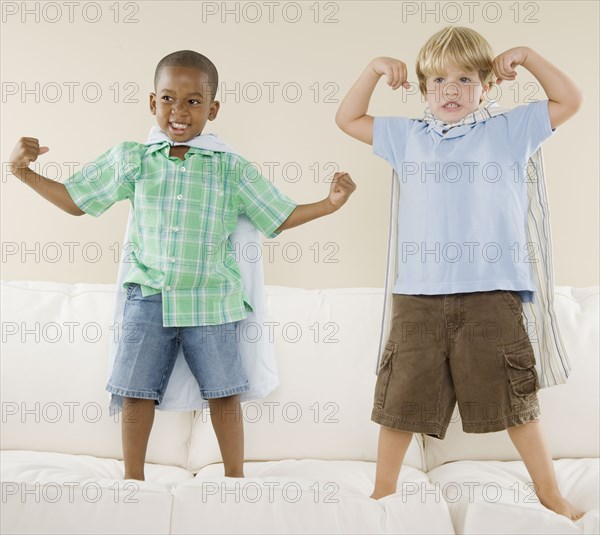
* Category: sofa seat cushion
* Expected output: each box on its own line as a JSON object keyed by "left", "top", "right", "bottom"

{"left": 1, "top": 450, "right": 194, "bottom": 535}
{"left": 427, "top": 458, "right": 599, "bottom": 534}
{"left": 170, "top": 459, "right": 454, "bottom": 534}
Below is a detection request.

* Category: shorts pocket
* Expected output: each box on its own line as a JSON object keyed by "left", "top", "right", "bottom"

{"left": 374, "top": 341, "right": 397, "bottom": 410}
{"left": 126, "top": 283, "right": 138, "bottom": 300}
{"left": 500, "top": 290, "right": 523, "bottom": 321}
{"left": 499, "top": 337, "right": 540, "bottom": 410}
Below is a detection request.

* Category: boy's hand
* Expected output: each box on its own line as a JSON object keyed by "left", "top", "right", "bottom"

{"left": 9, "top": 137, "right": 49, "bottom": 175}
{"left": 6, "top": 137, "right": 84, "bottom": 215}
{"left": 369, "top": 57, "right": 411, "bottom": 90}
{"left": 493, "top": 47, "right": 529, "bottom": 84}
{"left": 327, "top": 172, "right": 357, "bottom": 212}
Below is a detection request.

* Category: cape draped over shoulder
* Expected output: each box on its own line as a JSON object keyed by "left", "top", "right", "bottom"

{"left": 376, "top": 100, "right": 571, "bottom": 389}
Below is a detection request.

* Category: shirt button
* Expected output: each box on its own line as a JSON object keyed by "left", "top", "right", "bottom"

{"left": 169, "top": 257, "right": 175, "bottom": 263}
{"left": 181, "top": 167, "right": 186, "bottom": 172}
{"left": 165, "top": 286, "right": 171, "bottom": 291}
{"left": 172, "top": 226, "right": 179, "bottom": 232}
{"left": 176, "top": 194, "right": 183, "bottom": 200}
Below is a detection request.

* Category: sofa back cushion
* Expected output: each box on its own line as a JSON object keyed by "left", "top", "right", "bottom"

{"left": 2, "top": 282, "right": 425, "bottom": 472}
{"left": 188, "top": 287, "right": 425, "bottom": 472}
{"left": 1, "top": 281, "right": 193, "bottom": 469}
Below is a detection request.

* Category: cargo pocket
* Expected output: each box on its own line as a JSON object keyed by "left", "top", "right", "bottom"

{"left": 499, "top": 337, "right": 540, "bottom": 411}
{"left": 374, "top": 341, "right": 396, "bottom": 410}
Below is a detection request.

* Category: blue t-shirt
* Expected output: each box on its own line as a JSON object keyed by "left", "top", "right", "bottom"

{"left": 373, "top": 99, "right": 556, "bottom": 299}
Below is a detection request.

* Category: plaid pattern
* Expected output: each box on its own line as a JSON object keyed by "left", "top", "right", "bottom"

{"left": 65, "top": 141, "right": 297, "bottom": 326}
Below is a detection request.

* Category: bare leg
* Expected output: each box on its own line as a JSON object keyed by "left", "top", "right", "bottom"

{"left": 121, "top": 397, "right": 156, "bottom": 481}
{"left": 507, "top": 420, "right": 585, "bottom": 521}
{"left": 371, "top": 426, "right": 414, "bottom": 499}
{"left": 208, "top": 394, "right": 244, "bottom": 477}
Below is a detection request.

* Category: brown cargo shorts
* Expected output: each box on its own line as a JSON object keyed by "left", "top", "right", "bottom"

{"left": 371, "top": 290, "right": 540, "bottom": 439}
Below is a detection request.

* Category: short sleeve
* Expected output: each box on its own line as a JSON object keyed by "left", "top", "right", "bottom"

{"left": 64, "top": 142, "right": 141, "bottom": 217}
{"left": 504, "top": 99, "right": 556, "bottom": 161}
{"left": 232, "top": 156, "right": 297, "bottom": 239}
{"left": 372, "top": 116, "right": 412, "bottom": 166}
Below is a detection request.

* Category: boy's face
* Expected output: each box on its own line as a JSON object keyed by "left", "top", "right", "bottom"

{"left": 424, "top": 62, "right": 489, "bottom": 122}
{"left": 150, "top": 66, "right": 220, "bottom": 142}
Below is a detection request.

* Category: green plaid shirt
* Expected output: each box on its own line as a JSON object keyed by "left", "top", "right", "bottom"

{"left": 65, "top": 141, "right": 297, "bottom": 326}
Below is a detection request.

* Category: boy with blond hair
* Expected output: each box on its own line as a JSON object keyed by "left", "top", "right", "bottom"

{"left": 336, "top": 26, "right": 584, "bottom": 521}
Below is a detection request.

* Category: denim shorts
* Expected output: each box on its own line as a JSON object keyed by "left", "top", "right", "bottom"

{"left": 371, "top": 290, "right": 540, "bottom": 439}
{"left": 106, "top": 284, "right": 250, "bottom": 404}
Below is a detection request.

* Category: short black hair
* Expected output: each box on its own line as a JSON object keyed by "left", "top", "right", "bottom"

{"left": 154, "top": 50, "right": 219, "bottom": 100}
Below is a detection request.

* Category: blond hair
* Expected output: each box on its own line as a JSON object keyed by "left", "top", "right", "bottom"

{"left": 415, "top": 26, "right": 495, "bottom": 98}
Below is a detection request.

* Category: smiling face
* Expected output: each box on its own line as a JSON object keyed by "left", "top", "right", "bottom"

{"left": 149, "top": 66, "right": 220, "bottom": 142}
{"left": 425, "top": 62, "right": 489, "bottom": 122}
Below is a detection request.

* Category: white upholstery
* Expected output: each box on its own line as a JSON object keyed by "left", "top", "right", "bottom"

{"left": 0, "top": 282, "right": 193, "bottom": 468}
{"left": 428, "top": 459, "right": 599, "bottom": 534}
{"left": 188, "top": 287, "right": 423, "bottom": 472}
{"left": 172, "top": 460, "right": 453, "bottom": 534}
{"left": 1, "top": 450, "right": 192, "bottom": 535}
{"left": 1, "top": 281, "right": 598, "bottom": 533}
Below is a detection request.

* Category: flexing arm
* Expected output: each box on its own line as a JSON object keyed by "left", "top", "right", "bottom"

{"left": 335, "top": 57, "right": 411, "bottom": 145}
{"left": 9, "top": 137, "right": 84, "bottom": 216}
{"left": 275, "top": 172, "right": 356, "bottom": 232}
{"left": 493, "top": 47, "right": 583, "bottom": 129}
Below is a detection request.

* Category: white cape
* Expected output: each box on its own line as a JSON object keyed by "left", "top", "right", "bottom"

{"left": 108, "top": 127, "right": 278, "bottom": 414}
{"left": 376, "top": 102, "right": 571, "bottom": 388}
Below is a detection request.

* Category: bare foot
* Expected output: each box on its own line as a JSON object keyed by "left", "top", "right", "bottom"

{"left": 539, "top": 492, "right": 585, "bottom": 521}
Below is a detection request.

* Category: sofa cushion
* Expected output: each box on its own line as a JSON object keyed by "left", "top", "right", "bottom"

{"left": 0, "top": 450, "right": 193, "bottom": 535}
{"left": 0, "top": 281, "right": 194, "bottom": 469}
{"left": 423, "top": 287, "right": 599, "bottom": 469}
{"left": 188, "top": 287, "right": 424, "bottom": 472}
{"left": 427, "top": 458, "right": 599, "bottom": 533}
{"left": 171, "top": 460, "right": 454, "bottom": 534}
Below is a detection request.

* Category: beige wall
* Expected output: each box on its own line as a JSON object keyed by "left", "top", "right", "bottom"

{"left": 1, "top": 1, "right": 598, "bottom": 289}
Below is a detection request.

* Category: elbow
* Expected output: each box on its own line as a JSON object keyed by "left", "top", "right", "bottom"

{"left": 334, "top": 111, "right": 347, "bottom": 132}
{"left": 574, "top": 88, "right": 584, "bottom": 111}
{"left": 566, "top": 87, "right": 584, "bottom": 113}
{"left": 565, "top": 91, "right": 583, "bottom": 121}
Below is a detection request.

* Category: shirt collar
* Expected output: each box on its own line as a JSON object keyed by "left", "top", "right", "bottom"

{"left": 145, "top": 141, "right": 214, "bottom": 156}
{"left": 144, "top": 126, "right": 239, "bottom": 156}
{"left": 421, "top": 99, "right": 498, "bottom": 138}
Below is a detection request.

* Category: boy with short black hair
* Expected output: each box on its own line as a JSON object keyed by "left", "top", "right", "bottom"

{"left": 336, "top": 26, "right": 584, "bottom": 521}
{"left": 9, "top": 49, "right": 356, "bottom": 481}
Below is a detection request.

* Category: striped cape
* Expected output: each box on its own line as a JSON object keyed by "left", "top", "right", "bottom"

{"left": 376, "top": 100, "right": 571, "bottom": 388}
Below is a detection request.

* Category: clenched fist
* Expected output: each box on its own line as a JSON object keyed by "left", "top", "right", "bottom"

{"left": 492, "top": 47, "right": 529, "bottom": 85}
{"left": 327, "top": 172, "right": 357, "bottom": 211}
{"left": 370, "top": 57, "right": 411, "bottom": 91}
{"left": 9, "top": 137, "right": 49, "bottom": 174}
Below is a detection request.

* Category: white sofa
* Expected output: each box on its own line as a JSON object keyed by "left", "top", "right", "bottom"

{"left": 1, "top": 281, "right": 598, "bottom": 534}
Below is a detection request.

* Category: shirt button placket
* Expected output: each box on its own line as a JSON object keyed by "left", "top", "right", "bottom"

{"left": 167, "top": 163, "right": 185, "bottom": 293}
{"left": 172, "top": 163, "right": 185, "bottom": 263}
